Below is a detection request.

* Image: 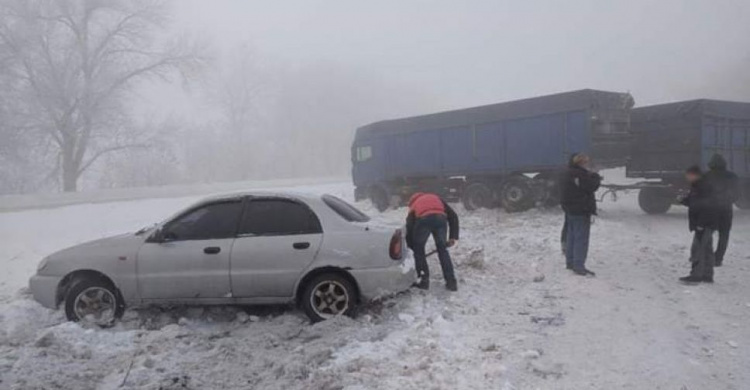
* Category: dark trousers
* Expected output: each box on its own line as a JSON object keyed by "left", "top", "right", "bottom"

{"left": 689, "top": 228, "right": 715, "bottom": 280}
{"left": 560, "top": 214, "right": 568, "bottom": 255}
{"left": 715, "top": 209, "right": 733, "bottom": 264}
{"left": 565, "top": 214, "right": 591, "bottom": 271}
{"left": 412, "top": 214, "right": 456, "bottom": 286}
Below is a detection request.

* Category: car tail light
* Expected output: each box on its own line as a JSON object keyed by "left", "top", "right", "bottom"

{"left": 389, "top": 229, "right": 403, "bottom": 260}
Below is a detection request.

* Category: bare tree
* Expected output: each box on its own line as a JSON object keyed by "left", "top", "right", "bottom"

{"left": 0, "top": 0, "right": 202, "bottom": 192}
{"left": 207, "top": 44, "right": 268, "bottom": 181}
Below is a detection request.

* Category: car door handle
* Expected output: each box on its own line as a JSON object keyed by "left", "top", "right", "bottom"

{"left": 204, "top": 246, "right": 221, "bottom": 255}
{"left": 293, "top": 242, "right": 311, "bottom": 250}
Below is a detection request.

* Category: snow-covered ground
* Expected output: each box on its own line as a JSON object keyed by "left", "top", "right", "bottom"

{"left": 1, "top": 172, "right": 749, "bottom": 389}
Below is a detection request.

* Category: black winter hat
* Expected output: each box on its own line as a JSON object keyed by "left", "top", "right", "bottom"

{"left": 707, "top": 153, "right": 727, "bottom": 170}
{"left": 685, "top": 165, "right": 702, "bottom": 175}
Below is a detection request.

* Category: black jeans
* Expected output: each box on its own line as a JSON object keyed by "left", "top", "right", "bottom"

{"left": 715, "top": 208, "right": 733, "bottom": 264}
{"left": 412, "top": 214, "right": 456, "bottom": 285}
{"left": 689, "top": 228, "right": 715, "bottom": 280}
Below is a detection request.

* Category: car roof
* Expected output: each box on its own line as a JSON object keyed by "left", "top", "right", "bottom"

{"left": 200, "top": 190, "right": 324, "bottom": 203}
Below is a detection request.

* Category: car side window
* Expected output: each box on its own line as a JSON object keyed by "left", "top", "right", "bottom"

{"left": 164, "top": 201, "right": 242, "bottom": 241}
{"left": 239, "top": 198, "right": 322, "bottom": 236}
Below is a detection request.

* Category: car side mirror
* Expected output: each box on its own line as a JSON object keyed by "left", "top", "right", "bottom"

{"left": 147, "top": 228, "right": 164, "bottom": 243}
{"left": 147, "top": 228, "right": 176, "bottom": 243}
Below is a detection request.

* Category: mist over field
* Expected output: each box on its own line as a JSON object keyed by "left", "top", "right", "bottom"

{"left": 2, "top": 2, "right": 750, "bottom": 390}
{"left": 1, "top": 0, "right": 749, "bottom": 195}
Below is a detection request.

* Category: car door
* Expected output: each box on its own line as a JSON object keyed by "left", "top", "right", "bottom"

{"left": 137, "top": 199, "right": 243, "bottom": 300}
{"left": 230, "top": 197, "right": 323, "bottom": 298}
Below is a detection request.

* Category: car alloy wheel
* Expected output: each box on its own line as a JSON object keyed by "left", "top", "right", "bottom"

{"left": 73, "top": 286, "right": 117, "bottom": 326}
{"left": 310, "top": 280, "right": 350, "bottom": 319}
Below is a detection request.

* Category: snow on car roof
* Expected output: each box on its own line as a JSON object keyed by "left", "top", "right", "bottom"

{"left": 199, "top": 189, "right": 326, "bottom": 203}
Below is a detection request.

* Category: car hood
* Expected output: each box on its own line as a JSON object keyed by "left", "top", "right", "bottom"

{"left": 42, "top": 233, "right": 146, "bottom": 273}
{"left": 63, "top": 233, "right": 144, "bottom": 251}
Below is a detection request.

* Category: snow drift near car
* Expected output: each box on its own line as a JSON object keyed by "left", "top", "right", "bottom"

{"left": 29, "top": 191, "right": 415, "bottom": 325}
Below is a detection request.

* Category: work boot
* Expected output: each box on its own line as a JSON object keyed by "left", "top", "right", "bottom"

{"left": 714, "top": 261, "right": 723, "bottom": 267}
{"left": 702, "top": 277, "right": 714, "bottom": 283}
{"left": 573, "top": 268, "right": 595, "bottom": 277}
{"left": 446, "top": 280, "right": 458, "bottom": 292}
{"left": 413, "top": 279, "right": 429, "bottom": 290}
{"left": 679, "top": 276, "right": 702, "bottom": 284}
{"left": 566, "top": 263, "right": 573, "bottom": 270}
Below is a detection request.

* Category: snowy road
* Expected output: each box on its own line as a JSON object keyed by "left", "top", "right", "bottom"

{"left": 1, "top": 177, "right": 749, "bottom": 389}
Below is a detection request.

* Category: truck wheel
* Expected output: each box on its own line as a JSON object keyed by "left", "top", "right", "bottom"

{"left": 370, "top": 186, "right": 390, "bottom": 212}
{"left": 638, "top": 187, "right": 673, "bottom": 214}
{"left": 300, "top": 273, "right": 357, "bottom": 323}
{"left": 501, "top": 176, "right": 534, "bottom": 212}
{"left": 462, "top": 183, "right": 493, "bottom": 211}
{"left": 735, "top": 183, "right": 750, "bottom": 209}
{"left": 534, "top": 172, "right": 561, "bottom": 207}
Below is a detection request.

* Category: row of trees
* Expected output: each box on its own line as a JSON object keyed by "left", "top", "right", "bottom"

{"left": 0, "top": 0, "right": 440, "bottom": 195}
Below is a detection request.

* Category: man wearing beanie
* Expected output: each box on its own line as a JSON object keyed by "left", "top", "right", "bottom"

{"left": 679, "top": 165, "right": 718, "bottom": 283}
{"left": 560, "top": 153, "right": 602, "bottom": 276}
{"left": 703, "top": 154, "right": 738, "bottom": 266}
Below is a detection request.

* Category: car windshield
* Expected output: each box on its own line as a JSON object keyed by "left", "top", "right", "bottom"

{"left": 321, "top": 194, "right": 371, "bottom": 222}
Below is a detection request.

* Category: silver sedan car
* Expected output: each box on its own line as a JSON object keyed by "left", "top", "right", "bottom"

{"left": 30, "top": 192, "right": 415, "bottom": 325}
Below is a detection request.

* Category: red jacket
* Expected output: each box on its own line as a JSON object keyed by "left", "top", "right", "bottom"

{"left": 405, "top": 193, "right": 460, "bottom": 249}
{"left": 408, "top": 193, "right": 446, "bottom": 218}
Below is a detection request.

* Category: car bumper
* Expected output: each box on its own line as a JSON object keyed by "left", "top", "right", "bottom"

{"left": 350, "top": 261, "right": 416, "bottom": 301}
{"left": 29, "top": 274, "right": 61, "bottom": 309}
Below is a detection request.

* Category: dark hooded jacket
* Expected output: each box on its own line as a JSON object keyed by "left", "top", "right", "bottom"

{"left": 560, "top": 156, "right": 602, "bottom": 216}
{"left": 703, "top": 154, "right": 739, "bottom": 211}
{"left": 680, "top": 176, "right": 718, "bottom": 231}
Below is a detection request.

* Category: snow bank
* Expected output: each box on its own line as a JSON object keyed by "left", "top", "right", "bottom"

{"left": 1, "top": 170, "right": 749, "bottom": 389}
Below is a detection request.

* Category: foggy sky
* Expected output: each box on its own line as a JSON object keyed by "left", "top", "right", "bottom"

{"left": 172, "top": 0, "right": 750, "bottom": 112}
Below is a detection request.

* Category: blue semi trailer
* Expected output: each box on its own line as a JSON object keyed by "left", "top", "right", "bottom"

{"left": 627, "top": 99, "right": 750, "bottom": 214}
{"left": 351, "top": 89, "right": 634, "bottom": 211}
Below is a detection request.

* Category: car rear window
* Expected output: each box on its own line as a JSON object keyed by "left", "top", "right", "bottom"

{"left": 322, "top": 194, "right": 371, "bottom": 223}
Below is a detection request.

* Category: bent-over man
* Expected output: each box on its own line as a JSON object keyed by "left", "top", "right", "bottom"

{"left": 406, "top": 192, "right": 459, "bottom": 291}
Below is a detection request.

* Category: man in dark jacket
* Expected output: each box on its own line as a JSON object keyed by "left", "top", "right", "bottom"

{"left": 405, "top": 192, "right": 459, "bottom": 291}
{"left": 703, "top": 154, "right": 739, "bottom": 266}
{"left": 679, "top": 165, "right": 718, "bottom": 283}
{"left": 560, "top": 153, "right": 602, "bottom": 276}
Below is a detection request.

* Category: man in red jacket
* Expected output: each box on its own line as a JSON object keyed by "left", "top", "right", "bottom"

{"left": 405, "top": 192, "right": 460, "bottom": 291}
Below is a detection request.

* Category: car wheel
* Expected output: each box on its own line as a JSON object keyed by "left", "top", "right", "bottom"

{"left": 301, "top": 273, "right": 357, "bottom": 323}
{"left": 64, "top": 277, "right": 124, "bottom": 328}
